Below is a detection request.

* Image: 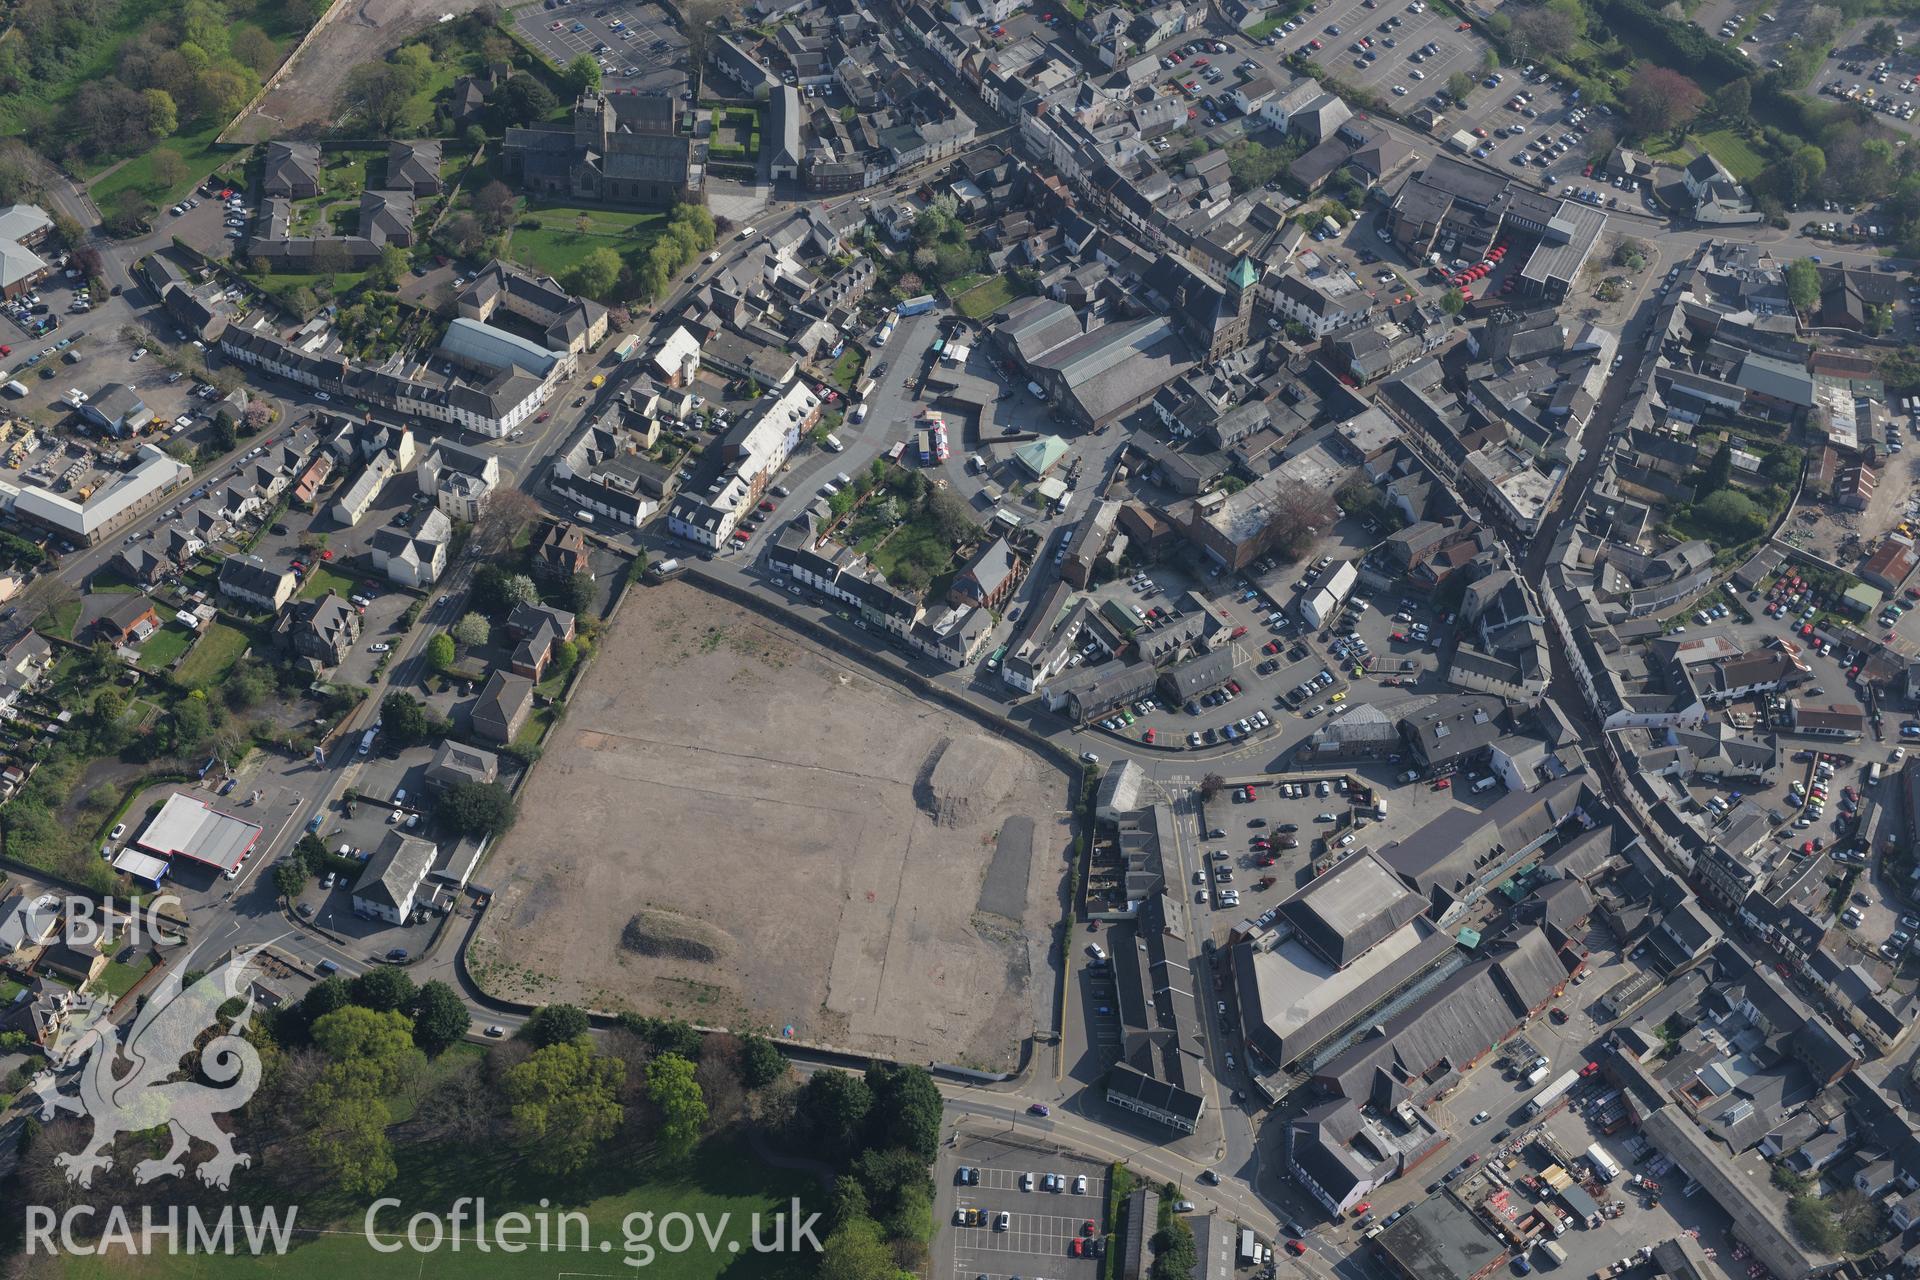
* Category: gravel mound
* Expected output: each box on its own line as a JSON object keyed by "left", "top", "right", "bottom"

{"left": 621, "top": 909, "right": 731, "bottom": 963}
{"left": 918, "top": 735, "right": 1017, "bottom": 828}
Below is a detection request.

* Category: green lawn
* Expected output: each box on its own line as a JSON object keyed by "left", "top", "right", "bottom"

{"left": 953, "top": 275, "right": 1016, "bottom": 320}
{"left": 89, "top": 117, "right": 232, "bottom": 212}
{"left": 866, "top": 519, "right": 962, "bottom": 588}
{"left": 1695, "top": 129, "right": 1767, "bottom": 183}
{"left": 94, "top": 953, "right": 154, "bottom": 999}
{"left": 253, "top": 269, "right": 372, "bottom": 308}
{"left": 0, "top": 976, "right": 23, "bottom": 1004}
{"left": 137, "top": 622, "right": 196, "bottom": 671}
{"left": 1649, "top": 129, "right": 1769, "bottom": 185}
{"left": 43, "top": 599, "right": 82, "bottom": 640}
{"left": 710, "top": 106, "right": 763, "bottom": 159}
{"left": 298, "top": 566, "right": 357, "bottom": 602}
{"left": 506, "top": 202, "right": 666, "bottom": 278}
{"left": 829, "top": 344, "right": 866, "bottom": 391}
{"left": 63, "top": 1139, "right": 820, "bottom": 1279}
{"left": 43, "top": 0, "right": 310, "bottom": 200}
{"left": 174, "top": 621, "right": 252, "bottom": 690}
{"left": 514, "top": 706, "right": 555, "bottom": 749}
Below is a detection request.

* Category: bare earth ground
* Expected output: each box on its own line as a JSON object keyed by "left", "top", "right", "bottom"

{"left": 227, "top": 0, "right": 491, "bottom": 143}
{"left": 467, "top": 583, "right": 1071, "bottom": 1070}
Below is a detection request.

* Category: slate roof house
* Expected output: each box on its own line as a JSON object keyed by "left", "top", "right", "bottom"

{"left": 949, "top": 537, "right": 1021, "bottom": 609}
{"left": 261, "top": 141, "right": 321, "bottom": 198}
{"left": 218, "top": 552, "right": 295, "bottom": 614}
{"left": 386, "top": 140, "right": 443, "bottom": 195}
{"left": 535, "top": 521, "right": 593, "bottom": 580}
{"left": 505, "top": 602, "right": 577, "bottom": 681}
{"left": 351, "top": 831, "right": 438, "bottom": 925}
{"left": 472, "top": 670, "right": 535, "bottom": 743}
{"left": 277, "top": 591, "right": 361, "bottom": 668}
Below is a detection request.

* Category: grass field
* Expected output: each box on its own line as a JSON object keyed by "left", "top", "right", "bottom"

{"left": 95, "top": 953, "right": 154, "bottom": 998}
{"left": 1650, "top": 128, "right": 1768, "bottom": 184}
{"left": 174, "top": 621, "right": 252, "bottom": 690}
{"left": 44, "top": 599, "right": 82, "bottom": 640}
{"left": 1695, "top": 129, "right": 1767, "bottom": 183}
{"left": 829, "top": 344, "right": 865, "bottom": 391}
{"left": 297, "top": 566, "right": 356, "bottom": 602}
{"left": 953, "top": 275, "right": 1016, "bottom": 320}
{"left": 23, "top": 0, "right": 309, "bottom": 202}
{"left": 63, "top": 1139, "right": 821, "bottom": 1278}
{"left": 252, "top": 269, "right": 372, "bottom": 307}
{"left": 506, "top": 201, "right": 666, "bottom": 278}
{"left": 137, "top": 622, "right": 196, "bottom": 671}
{"left": 89, "top": 118, "right": 231, "bottom": 212}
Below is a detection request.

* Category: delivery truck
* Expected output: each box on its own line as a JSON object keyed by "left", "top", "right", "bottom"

{"left": 1586, "top": 1143, "right": 1620, "bottom": 1183}
{"left": 1537, "top": 1240, "right": 1568, "bottom": 1268}
{"left": 1527, "top": 1069, "right": 1581, "bottom": 1116}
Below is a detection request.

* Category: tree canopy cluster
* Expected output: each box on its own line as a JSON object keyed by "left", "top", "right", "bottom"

{"left": 791, "top": 1062, "right": 946, "bottom": 1278}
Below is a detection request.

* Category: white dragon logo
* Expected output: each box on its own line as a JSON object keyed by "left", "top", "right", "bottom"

{"left": 26, "top": 942, "right": 266, "bottom": 1190}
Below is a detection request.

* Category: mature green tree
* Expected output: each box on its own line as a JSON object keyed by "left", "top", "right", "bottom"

{"left": 349, "top": 963, "right": 417, "bottom": 1014}
{"left": 1697, "top": 489, "right": 1763, "bottom": 539}
{"left": 864, "top": 1062, "right": 942, "bottom": 1160}
{"left": 827, "top": 1175, "right": 870, "bottom": 1233}
{"left": 379, "top": 692, "right": 443, "bottom": 748}
{"left": 521, "top": 1002, "right": 591, "bottom": 1048}
{"left": 564, "top": 53, "right": 603, "bottom": 95}
{"left": 1150, "top": 1221, "right": 1198, "bottom": 1280}
{"left": 1718, "top": 76, "right": 1752, "bottom": 124}
{"left": 470, "top": 564, "right": 539, "bottom": 618}
{"left": 506, "top": 1038, "right": 627, "bottom": 1173}
{"left": 646, "top": 1052, "right": 708, "bottom": 1162}
{"left": 437, "top": 780, "right": 517, "bottom": 837}
{"left": 1694, "top": 444, "right": 1734, "bottom": 502}
{"left": 142, "top": 88, "right": 179, "bottom": 140}
{"left": 818, "top": 1218, "right": 895, "bottom": 1280}
{"left": 272, "top": 859, "right": 308, "bottom": 901}
{"left": 368, "top": 245, "right": 409, "bottom": 290}
{"left": 452, "top": 612, "right": 492, "bottom": 648}
{"left": 208, "top": 410, "right": 238, "bottom": 454}
{"left": 170, "top": 696, "right": 213, "bottom": 752}
{"left": 562, "top": 247, "right": 624, "bottom": 302}
{"left": 795, "top": 1069, "right": 872, "bottom": 1161}
{"left": 342, "top": 62, "right": 424, "bottom": 134}
{"left": 293, "top": 832, "right": 330, "bottom": 872}
{"left": 486, "top": 75, "right": 556, "bottom": 130}
{"left": 408, "top": 981, "right": 471, "bottom": 1054}
{"left": 855, "top": 1145, "right": 935, "bottom": 1227}
{"left": 617, "top": 1013, "right": 703, "bottom": 1059}
{"left": 304, "top": 1006, "right": 423, "bottom": 1194}
{"left": 546, "top": 571, "right": 596, "bottom": 615}
{"left": 1785, "top": 258, "right": 1821, "bottom": 311}
{"left": 300, "top": 980, "right": 356, "bottom": 1035}
{"left": 425, "top": 633, "right": 456, "bottom": 673}
{"left": 1866, "top": 19, "right": 1900, "bottom": 54}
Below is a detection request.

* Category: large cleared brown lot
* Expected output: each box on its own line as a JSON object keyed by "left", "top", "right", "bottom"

{"left": 470, "top": 583, "right": 1069, "bottom": 1068}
